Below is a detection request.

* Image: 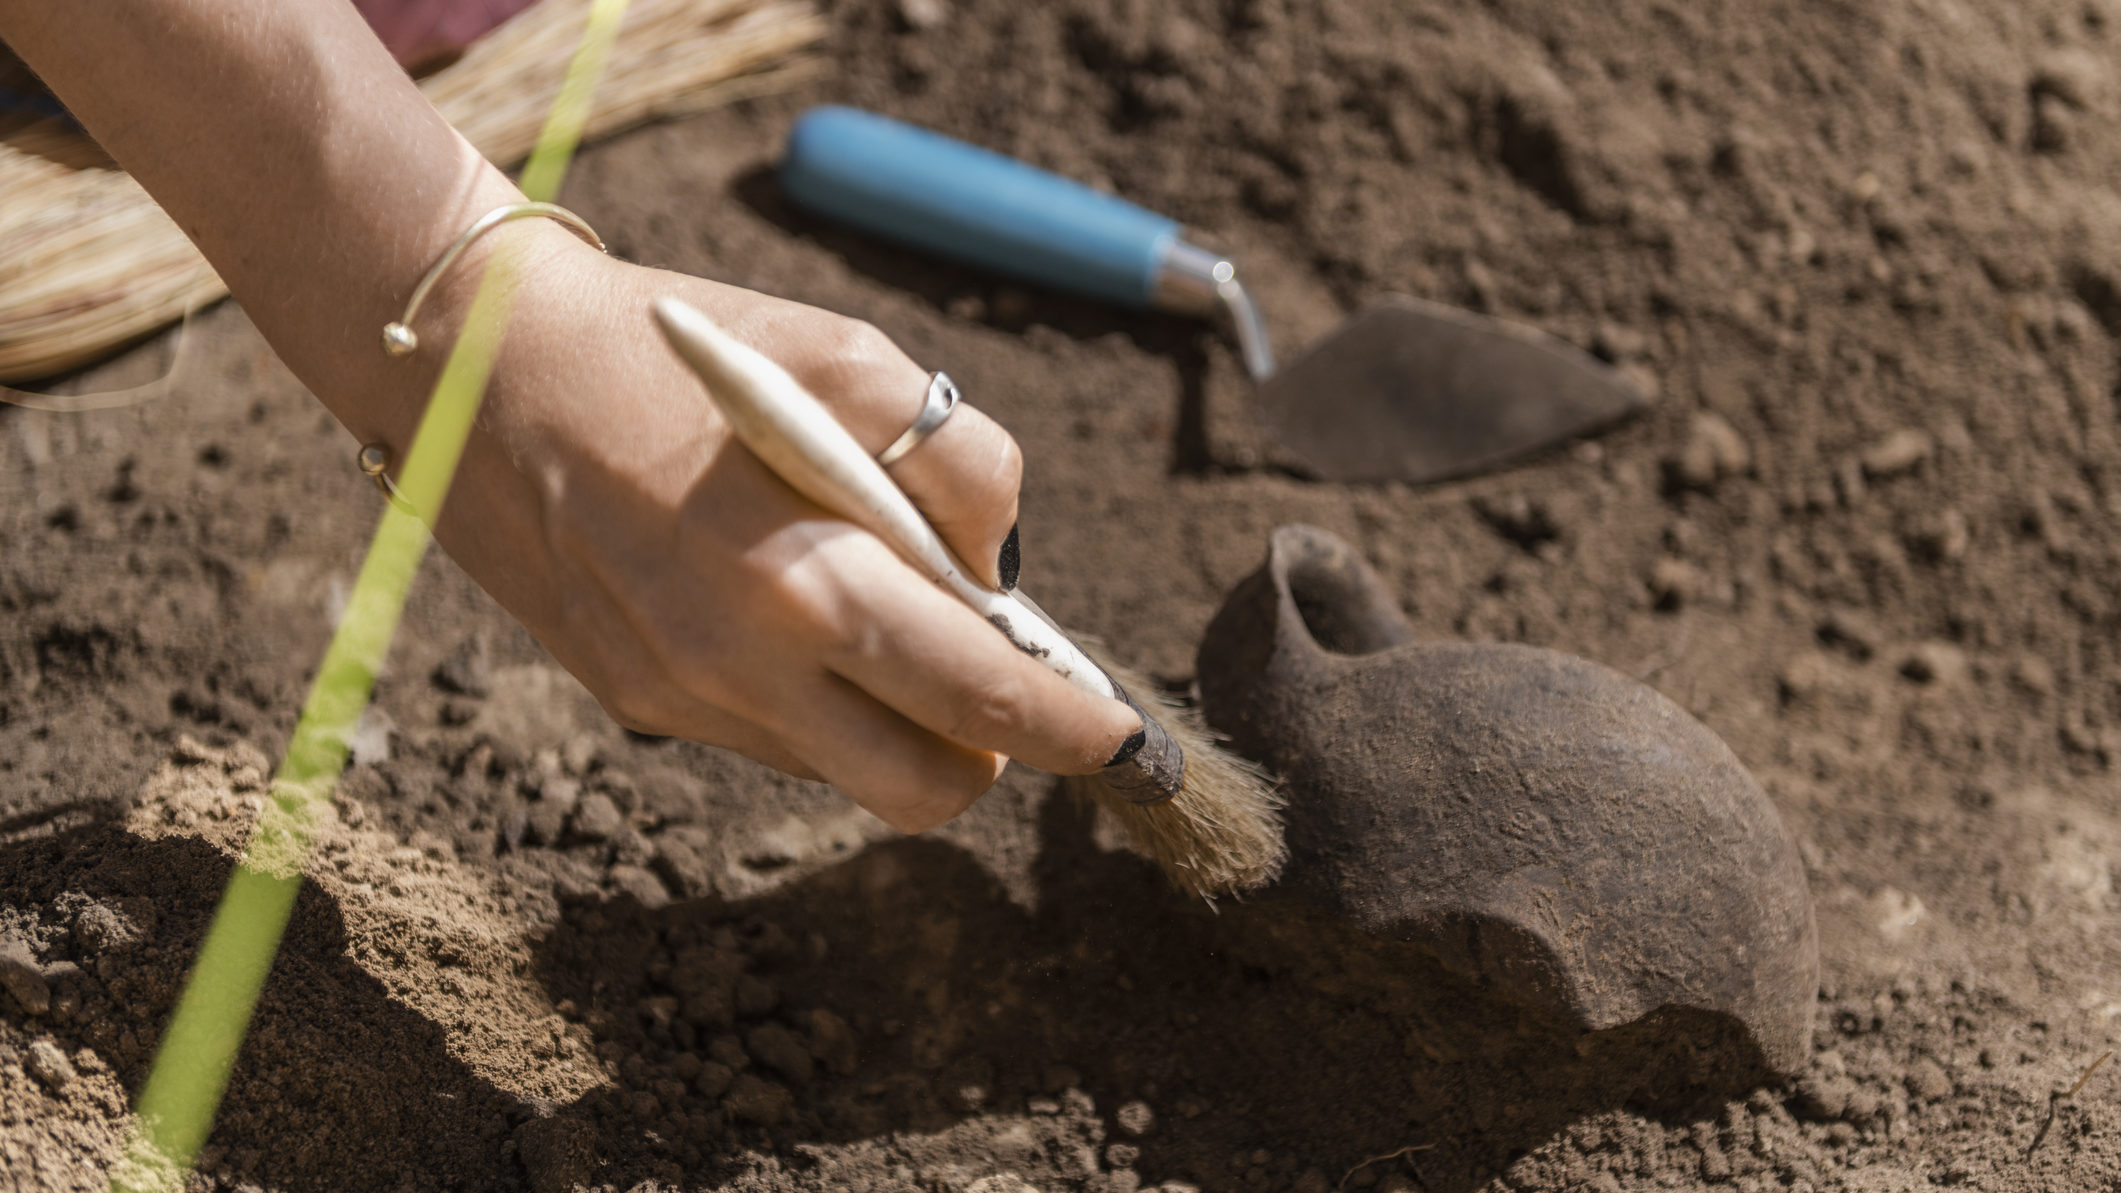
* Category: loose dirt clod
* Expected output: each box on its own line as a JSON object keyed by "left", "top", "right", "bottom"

{"left": 0, "top": 942, "right": 49, "bottom": 1015}
{"left": 26, "top": 1039, "right": 75, "bottom": 1091}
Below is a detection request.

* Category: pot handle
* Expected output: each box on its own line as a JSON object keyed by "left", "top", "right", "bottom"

{"left": 1197, "top": 525, "right": 1413, "bottom": 746}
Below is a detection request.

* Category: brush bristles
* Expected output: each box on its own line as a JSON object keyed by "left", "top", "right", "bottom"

{"left": 1069, "top": 655, "right": 1286, "bottom": 901}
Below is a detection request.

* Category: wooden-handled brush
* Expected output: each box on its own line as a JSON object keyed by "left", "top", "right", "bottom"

{"left": 652, "top": 296, "right": 1283, "bottom": 898}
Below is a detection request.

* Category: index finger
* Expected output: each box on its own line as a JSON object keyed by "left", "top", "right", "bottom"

{"left": 812, "top": 530, "right": 1143, "bottom": 777}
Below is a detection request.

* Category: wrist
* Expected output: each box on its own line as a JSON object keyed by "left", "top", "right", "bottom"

{"left": 320, "top": 194, "right": 593, "bottom": 449}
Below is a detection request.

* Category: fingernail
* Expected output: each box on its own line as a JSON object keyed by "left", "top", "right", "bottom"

{"left": 997, "top": 523, "right": 1021, "bottom": 590}
{"left": 1100, "top": 684, "right": 1182, "bottom": 804}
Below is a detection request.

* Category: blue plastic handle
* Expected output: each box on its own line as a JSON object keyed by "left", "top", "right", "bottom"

{"left": 781, "top": 106, "right": 1179, "bottom": 309}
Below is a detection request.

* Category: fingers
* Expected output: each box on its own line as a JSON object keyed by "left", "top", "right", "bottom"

{"left": 601, "top": 692, "right": 822, "bottom": 781}
{"left": 748, "top": 671, "right": 1008, "bottom": 832}
{"left": 530, "top": 557, "right": 829, "bottom": 781}
{"left": 811, "top": 531, "right": 1144, "bottom": 777}
{"left": 788, "top": 316, "right": 1025, "bottom": 590}
{"left": 881, "top": 401, "right": 1023, "bottom": 590}
{"left": 636, "top": 287, "right": 1027, "bottom": 587}
{"left": 561, "top": 484, "right": 1018, "bottom": 830}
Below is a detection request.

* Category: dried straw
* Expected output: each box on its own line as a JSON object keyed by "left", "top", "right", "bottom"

{"left": 0, "top": 0, "right": 822, "bottom": 385}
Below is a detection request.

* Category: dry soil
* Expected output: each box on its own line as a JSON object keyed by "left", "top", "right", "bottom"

{"left": 8, "top": 0, "right": 2121, "bottom": 1190}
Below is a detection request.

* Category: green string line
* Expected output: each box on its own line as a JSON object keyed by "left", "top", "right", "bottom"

{"left": 113, "top": 3, "right": 631, "bottom": 1188}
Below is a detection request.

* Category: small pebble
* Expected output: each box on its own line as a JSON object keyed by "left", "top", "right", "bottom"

{"left": 1649, "top": 556, "right": 1704, "bottom": 610}
{"left": 653, "top": 835, "right": 714, "bottom": 899}
{"left": 896, "top": 0, "right": 949, "bottom": 29}
{"left": 1860, "top": 429, "right": 1932, "bottom": 479}
{"left": 638, "top": 996, "right": 678, "bottom": 1028}
{"left": 606, "top": 864, "right": 670, "bottom": 910}
{"left": 1905, "top": 508, "right": 1970, "bottom": 563}
{"left": 537, "top": 776, "right": 582, "bottom": 814}
{"left": 1794, "top": 1074, "right": 1852, "bottom": 1120}
{"left": 514, "top": 1115, "right": 595, "bottom": 1193}
{"left": 745, "top": 1023, "right": 814, "bottom": 1088}
{"left": 430, "top": 633, "right": 492, "bottom": 697}
{"left": 349, "top": 707, "right": 394, "bottom": 767}
{"left": 707, "top": 1035, "right": 749, "bottom": 1071}
{"left": 693, "top": 1060, "right": 736, "bottom": 1099}
{"left": 723, "top": 1073, "right": 793, "bottom": 1126}
{"left": 2032, "top": 48, "right": 2106, "bottom": 110}
{"left": 568, "top": 792, "right": 623, "bottom": 841}
{"left": 73, "top": 902, "right": 140, "bottom": 954}
{"left": 27, "top": 1039, "right": 75, "bottom": 1091}
{"left": 2033, "top": 95, "right": 2076, "bottom": 153}
{"left": 1817, "top": 609, "right": 1881, "bottom": 660}
{"left": 1106, "top": 1143, "right": 1141, "bottom": 1169}
{"left": 807, "top": 1008, "right": 859, "bottom": 1076}
{"left": 1115, "top": 1099, "right": 1157, "bottom": 1138}
{"left": 1593, "top": 322, "right": 1650, "bottom": 362}
{"left": 2009, "top": 656, "right": 2056, "bottom": 696}
{"left": 734, "top": 974, "right": 779, "bottom": 1017}
{"left": 610, "top": 829, "right": 655, "bottom": 869}
{"left": 1670, "top": 411, "right": 1750, "bottom": 490}
{"left": 562, "top": 734, "right": 599, "bottom": 777}
{"left": 0, "top": 943, "right": 51, "bottom": 1014}
{"left": 1906, "top": 1058, "right": 1953, "bottom": 1101}
{"left": 1842, "top": 1087, "right": 1883, "bottom": 1125}
{"left": 525, "top": 800, "right": 570, "bottom": 848}
{"left": 1900, "top": 642, "right": 1969, "bottom": 686}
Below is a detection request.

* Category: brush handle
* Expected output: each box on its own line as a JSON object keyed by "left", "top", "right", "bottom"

{"left": 651, "top": 297, "right": 1118, "bottom": 702}
{"left": 780, "top": 106, "right": 1178, "bottom": 308}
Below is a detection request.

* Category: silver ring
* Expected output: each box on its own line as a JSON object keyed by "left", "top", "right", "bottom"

{"left": 877, "top": 372, "right": 961, "bottom": 467}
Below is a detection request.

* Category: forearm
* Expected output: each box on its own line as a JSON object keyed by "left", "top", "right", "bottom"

{"left": 0, "top": 0, "right": 524, "bottom": 442}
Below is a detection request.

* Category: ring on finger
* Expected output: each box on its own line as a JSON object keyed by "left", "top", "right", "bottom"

{"left": 877, "top": 371, "right": 961, "bottom": 467}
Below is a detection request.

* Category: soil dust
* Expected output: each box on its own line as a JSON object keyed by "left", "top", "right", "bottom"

{"left": 8, "top": 0, "right": 2121, "bottom": 1189}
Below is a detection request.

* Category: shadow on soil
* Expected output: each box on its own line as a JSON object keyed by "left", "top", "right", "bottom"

{"left": 0, "top": 821, "right": 524, "bottom": 1191}
{"left": 530, "top": 783, "right": 1777, "bottom": 1193}
{"left": 0, "top": 786, "right": 1772, "bottom": 1193}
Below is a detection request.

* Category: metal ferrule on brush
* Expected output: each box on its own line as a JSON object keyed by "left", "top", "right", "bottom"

{"left": 1100, "top": 684, "right": 1183, "bottom": 805}
{"left": 1007, "top": 589, "right": 1184, "bottom": 805}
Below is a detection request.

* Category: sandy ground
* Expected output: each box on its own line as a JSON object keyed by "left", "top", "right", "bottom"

{"left": 10, "top": 0, "right": 2121, "bottom": 1189}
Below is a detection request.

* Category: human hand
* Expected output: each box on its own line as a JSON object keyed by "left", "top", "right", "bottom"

{"left": 395, "top": 225, "right": 1141, "bottom": 831}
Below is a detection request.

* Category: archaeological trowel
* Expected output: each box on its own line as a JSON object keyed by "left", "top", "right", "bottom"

{"left": 779, "top": 106, "right": 1648, "bottom": 484}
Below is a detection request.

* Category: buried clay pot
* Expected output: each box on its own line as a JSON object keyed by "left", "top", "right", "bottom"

{"left": 1197, "top": 524, "right": 1818, "bottom": 1075}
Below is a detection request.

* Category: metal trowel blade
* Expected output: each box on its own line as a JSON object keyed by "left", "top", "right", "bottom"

{"left": 1254, "top": 295, "right": 1650, "bottom": 484}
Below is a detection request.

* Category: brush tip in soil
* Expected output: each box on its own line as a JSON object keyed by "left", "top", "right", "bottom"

{"left": 1071, "top": 656, "right": 1285, "bottom": 900}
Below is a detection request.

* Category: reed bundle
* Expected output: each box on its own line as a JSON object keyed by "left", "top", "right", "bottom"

{"left": 0, "top": 0, "right": 822, "bottom": 384}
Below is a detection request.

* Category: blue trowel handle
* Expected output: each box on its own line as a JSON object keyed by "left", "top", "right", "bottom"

{"left": 781, "top": 106, "right": 1180, "bottom": 309}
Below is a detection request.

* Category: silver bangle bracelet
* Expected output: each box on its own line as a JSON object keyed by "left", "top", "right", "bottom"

{"left": 380, "top": 201, "right": 605, "bottom": 357}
